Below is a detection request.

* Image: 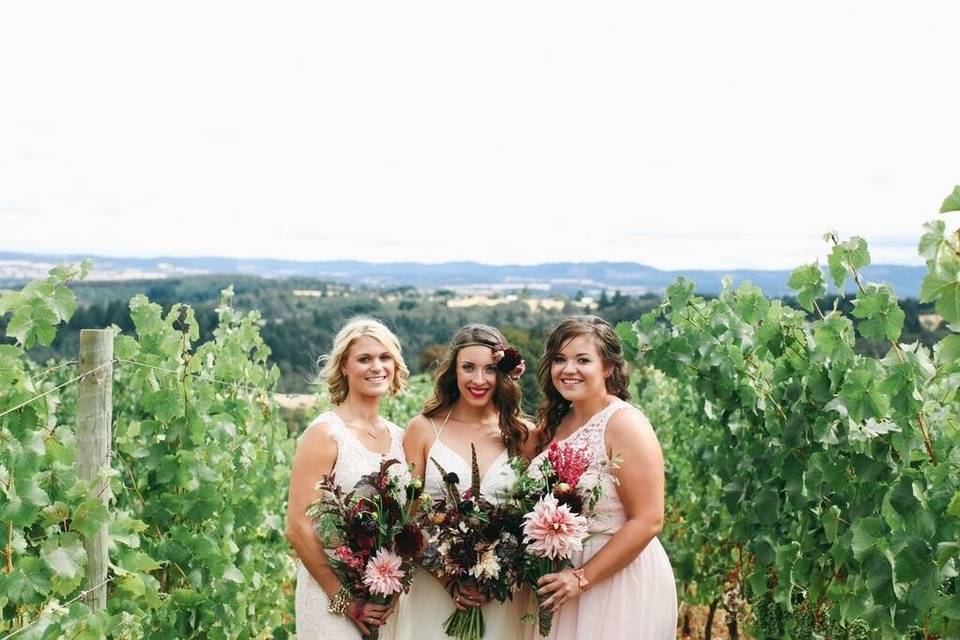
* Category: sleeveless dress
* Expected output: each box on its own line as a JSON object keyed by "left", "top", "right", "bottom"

{"left": 295, "top": 411, "right": 410, "bottom": 640}
{"left": 394, "top": 418, "right": 524, "bottom": 640}
{"left": 525, "top": 399, "right": 677, "bottom": 640}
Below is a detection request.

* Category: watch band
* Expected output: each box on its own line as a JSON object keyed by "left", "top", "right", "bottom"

{"left": 572, "top": 567, "right": 590, "bottom": 591}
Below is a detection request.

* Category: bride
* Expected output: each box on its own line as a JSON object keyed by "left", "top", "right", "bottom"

{"left": 396, "top": 324, "right": 534, "bottom": 640}
{"left": 285, "top": 317, "right": 411, "bottom": 639}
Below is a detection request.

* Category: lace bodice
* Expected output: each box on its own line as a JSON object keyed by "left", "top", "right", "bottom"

{"left": 422, "top": 420, "right": 516, "bottom": 505}
{"left": 529, "top": 399, "right": 631, "bottom": 533}
{"left": 309, "top": 410, "right": 409, "bottom": 490}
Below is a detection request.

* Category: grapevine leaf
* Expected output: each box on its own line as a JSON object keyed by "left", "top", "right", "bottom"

{"left": 812, "top": 313, "right": 855, "bottom": 362}
{"left": 939, "top": 335, "right": 960, "bottom": 367}
{"left": 0, "top": 344, "right": 24, "bottom": 386}
{"left": 822, "top": 505, "right": 841, "bottom": 543}
{"left": 851, "top": 285, "right": 905, "bottom": 342}
{"left": 918, "top": 220, "right": 950, "bottom": 262}
{"left": 840, "top": 363, "right": 890, "bottom": 422}
{"left": 222, "top": 565, "right": 245, "bottom": 583}
{"left": 666, "top": 278, "right": 695, "bottom": 311}
{"left": 787, "top": 264, "right": 826, "bottom": 312}
{"left": 171, "top": 588, "right": 206, "bottom": 607}
{"left": 827, "top": 236, "right": 871, "bottom": 289}
{"left": 735, "top": 282, "right": 769, "bottom": 324}
{"left": 0, "top": 290, "right": 24, "bottom": 316}
{"left": 42, "top": 537, "right": 86, "bottom": 580}
{"left": 50, "top": 285, "right": 77, "bottom": 322}
{"left": 948, "top": 492, "right": 960, "bottom": 518}
{"left": 72, "top": 498, "right": 111, "bottom": 538}
{"left": 20, "top": 556, "right": 53, "bottom": 595}
{"left": 851, "top": 517, "right": 884, "bottom": 561}
{"left": 919, "top": 255, "right": 960, "bottom": 324}
{"left": 940, "top": 185, "right": 960, "bottom": 213}
{"left": 942, "top": 594, "right": 960, "bottom": 619}
{"left": 118, "top": 550, "right": 161, "bottom": 573}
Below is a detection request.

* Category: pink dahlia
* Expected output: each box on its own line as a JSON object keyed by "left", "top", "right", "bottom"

{"left": 362, "top": 548, "right": 406, "bottom": 596}
{"left": 522, "top": 494, "right": 589, "bottom": 560}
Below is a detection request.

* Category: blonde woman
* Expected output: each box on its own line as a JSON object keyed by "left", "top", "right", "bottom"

{"left": 286, "top": 317, "right": 410, "bottom": 639}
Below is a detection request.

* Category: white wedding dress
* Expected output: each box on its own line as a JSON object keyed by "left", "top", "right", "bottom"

{"left": 394, "top": 418, "right": 524, "bottom": 640}
{"left": 295, "top": 411, "right": 409, "bottom": 639}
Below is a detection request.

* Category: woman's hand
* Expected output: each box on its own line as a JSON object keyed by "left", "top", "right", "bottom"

{"left": 536, "top": 569, "right": 582, "bottom": 612}
{"left": 451, "top": 581, "right": 489, "bottom": 610}
{"left": 439, "top": 575, "right": 489, "bottom": 610}
{"left": 346, "top": 599, "right": 396, "bottom": 635}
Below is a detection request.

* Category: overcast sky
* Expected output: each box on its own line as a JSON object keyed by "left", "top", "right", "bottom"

{"left": 2, "top": 2, "right": 958, "bottom": 270}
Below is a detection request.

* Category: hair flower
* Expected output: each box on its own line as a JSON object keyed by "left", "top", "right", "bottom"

{"left": 492, "top": 343, "right": 525, "bottom": 379}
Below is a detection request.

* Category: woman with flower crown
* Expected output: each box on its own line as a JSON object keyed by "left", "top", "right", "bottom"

{"left": 395, "top": 324, "right": 535, "bottom": 640}
{"left": 286, "top": 317, "right": 411, "bottom": 639}
{"left": 525, "top": 316, "right": 677, "bottom": 639}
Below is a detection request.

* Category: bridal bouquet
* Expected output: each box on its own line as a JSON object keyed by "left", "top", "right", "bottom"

{"left": 309, "top": 458, "right": 426, "bottom": 640}
{"left": 420, "top": 445, "right": 524, "bottom": 640}
{"left": 509, "top": 441, "right": 603, "bottom": 637}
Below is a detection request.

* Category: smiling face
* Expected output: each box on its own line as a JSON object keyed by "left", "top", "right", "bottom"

{"left": 455, "top": 345, "right": 498, "bottom": 408}
{"left": 341, "top": 335, "right": 395, "bottom": 399}
{"left": 550, "top": 334, "right": 611, "bottom": 404}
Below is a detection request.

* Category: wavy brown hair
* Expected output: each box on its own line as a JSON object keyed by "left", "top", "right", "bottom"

{"left": 537, "top": 315, "right": 630, "bottom": 448}
{"left": 423, "top": 324, "right": 529, "bottom": 456}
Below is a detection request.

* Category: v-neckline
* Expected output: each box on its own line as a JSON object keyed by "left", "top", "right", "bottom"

{"left": 432, "top": 438, "right": 509, "bottom": 484}
{"left": 331, "top": 412, "right": 392, "bottom": 457}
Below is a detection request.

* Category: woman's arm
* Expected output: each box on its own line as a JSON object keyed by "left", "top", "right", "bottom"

{"left": 402, "top": 415, "right": 431, "bottom": 481}
{"left": 285, "top": 422, "right": 341, "bottom": 596}
{"left": 285, "top": 422, "right": 395, "bottom": 633}
{"left": 538, "top": 407, "right": 666, "bottom": 610}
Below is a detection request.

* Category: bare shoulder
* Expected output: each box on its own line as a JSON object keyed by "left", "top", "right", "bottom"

{"left": 403, "top": 414, "right": 434, "bottom": 445}
{"left": 605, "top": 404, "right": 660, "bottom": 450}
{"left": 297, "top": 418, "right": 338, "bottom": 453}
{"left": 519, "top": 419, "right": 541, "bottom": 459}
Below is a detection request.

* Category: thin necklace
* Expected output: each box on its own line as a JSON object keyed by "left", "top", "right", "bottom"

{"left": 339, "top": 408, "right": 385, "bottom": 440}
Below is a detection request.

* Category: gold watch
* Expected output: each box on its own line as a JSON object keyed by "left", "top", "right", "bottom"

{"left": 572, "top": 568, "right": 590, "bottom": 591}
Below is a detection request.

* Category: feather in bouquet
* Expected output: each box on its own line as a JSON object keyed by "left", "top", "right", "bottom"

{"left": 419, "top": 444, "right": 524, "bottom": 640}
{"left": 308, "top": 458, "right": 426, "bottom": 640}
{"left": 508, "top": 441, "right": 605, "bottom": 637}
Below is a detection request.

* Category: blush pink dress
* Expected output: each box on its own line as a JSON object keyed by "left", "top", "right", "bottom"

{"left": 525, "top": 399, "right": 677, "bottom": 640}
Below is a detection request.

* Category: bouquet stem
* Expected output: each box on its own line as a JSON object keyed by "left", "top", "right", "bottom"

{"left": 442, "top": 605, "right": 485, "bottom": 640}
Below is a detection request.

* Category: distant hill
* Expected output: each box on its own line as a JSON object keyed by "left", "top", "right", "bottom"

{"left": 0, "top": 251, "right": 928, "bottom": 298}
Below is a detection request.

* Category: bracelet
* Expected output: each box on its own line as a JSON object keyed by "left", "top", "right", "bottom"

{"left": 327, "top": 586, "right": 351, "bottom": 615}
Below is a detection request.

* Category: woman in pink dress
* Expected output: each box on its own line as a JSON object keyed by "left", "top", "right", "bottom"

{"left": 528, "top": 315, "right": 677, "bottom": 639}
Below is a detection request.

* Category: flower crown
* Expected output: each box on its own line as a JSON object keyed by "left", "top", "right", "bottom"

{"left": 461, "top": 340, "right": 526, "bottom": 380}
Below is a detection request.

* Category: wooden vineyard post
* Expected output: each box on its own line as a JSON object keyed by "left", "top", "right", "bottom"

{"left": 76, "top": 329, "right": 113, "bottom": 610}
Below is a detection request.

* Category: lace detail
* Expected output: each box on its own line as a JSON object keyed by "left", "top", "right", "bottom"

{"left": 317, "top": 411, "right": 409, "bottom": 490}
{"left": 530, "top": 399, "right": 631, "bottom": 533}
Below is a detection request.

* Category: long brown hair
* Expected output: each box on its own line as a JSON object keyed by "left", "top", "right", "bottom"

{"left": 423, "top": 324, "right": 529, "bottom": 456}
{"left": 537, "top": 315, "right": 630, "bottom": 447}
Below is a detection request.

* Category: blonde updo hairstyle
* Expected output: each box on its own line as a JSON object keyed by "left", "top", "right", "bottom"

{"left": 318, "top": 316, "right": 409, "bottom": 405}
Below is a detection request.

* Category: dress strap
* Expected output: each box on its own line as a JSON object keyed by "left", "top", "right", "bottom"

{"left": 429, "top": 408, "right": 454, "bottom": 441}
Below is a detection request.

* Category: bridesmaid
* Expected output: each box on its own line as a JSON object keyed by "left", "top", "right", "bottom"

{"left": 396, "top": 324, "right": 534, "bottom": 640}
{"left": 286, "top": 317, "right": 411, "bottom": 639}
{"left": 529, "top": 316, "right": 677, "bottom": 639}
